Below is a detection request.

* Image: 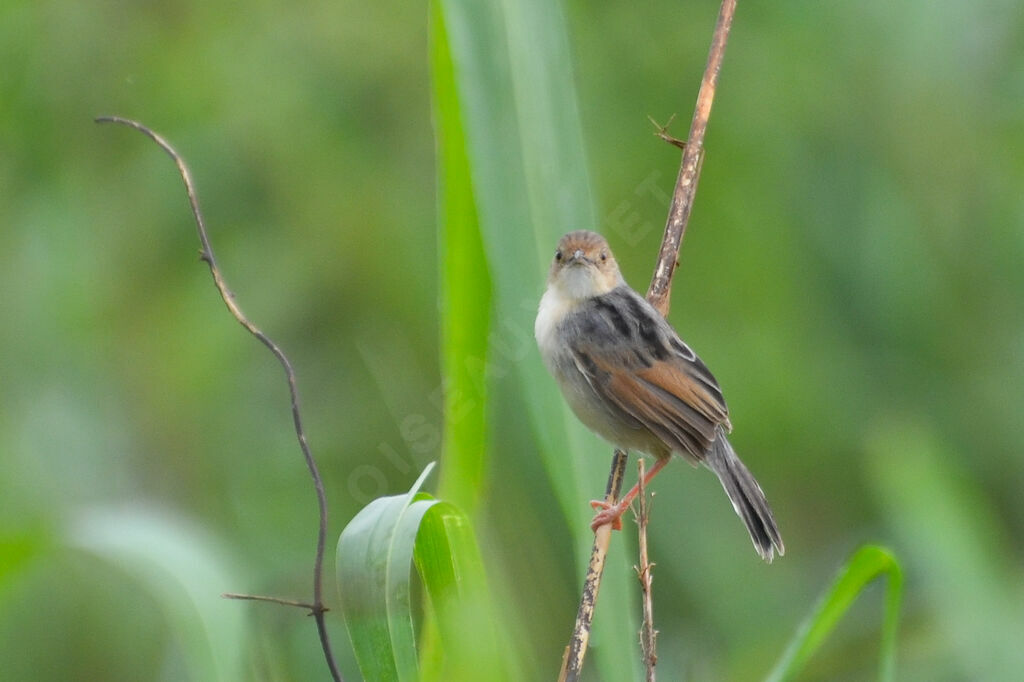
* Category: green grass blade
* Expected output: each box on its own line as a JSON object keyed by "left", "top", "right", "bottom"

{"left": 68, "top": 508, "right": 249, "bottom": 682}
{"left": 866, "top": 423, "right": 1024, "bottom": 679}
{"left": 434, "top": 0, "right": 638, "bottom": 678}
{"left": 431, "top": 0, "right": 491, "bottom": 517}
{"left": 337, "top": 463, "right": 438, "bottom": 682}
{"left": 0, "top": 530, "right": 49, "bottom": 590}
{"left": 765, "top": 545, "right": 903, "bottom": 682}
{"left": 434, "top": 0, "right": 594, "bottom": 527}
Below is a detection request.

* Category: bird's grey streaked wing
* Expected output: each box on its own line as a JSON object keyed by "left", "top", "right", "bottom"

{"left": 563, "top": 287, "right": 731, "bottom": 460}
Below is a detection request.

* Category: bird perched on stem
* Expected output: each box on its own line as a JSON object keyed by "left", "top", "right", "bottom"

{"left": 535, "top": 230, "right": 784, "bottom": 562}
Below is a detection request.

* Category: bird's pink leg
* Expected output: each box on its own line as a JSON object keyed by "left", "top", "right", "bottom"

{"left": 589, "top": 457, "right": 669, "bottom": 532}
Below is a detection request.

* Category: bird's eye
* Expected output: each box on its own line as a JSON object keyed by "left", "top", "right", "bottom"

{"left": 555, "top": 249, "right": 563, "bottom": 261}
{"left": 600, "top": 251, "right": 608, "bottom": 262}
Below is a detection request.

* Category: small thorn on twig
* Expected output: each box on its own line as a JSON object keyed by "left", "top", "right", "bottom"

{"left": 221, "top": 592, "right": 326, "bottom": 613}
{"left": 648, "top": 114, "right": 687, "bottom": 150}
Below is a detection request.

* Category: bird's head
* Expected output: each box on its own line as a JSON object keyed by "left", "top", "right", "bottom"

{"left": 547, "top": 231, "right": 624, "bottom": 301}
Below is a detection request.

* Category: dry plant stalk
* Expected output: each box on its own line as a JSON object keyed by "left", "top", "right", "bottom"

{"left": 96, "top": 116, "right": 343, "bottom": 682}
{"left": 559, "top": 0, "right": 738, "bottom": 679}
{"left": 647, "top": 0, "right": 738, "bottom": 317}
{"left": 636, "top": 459, "right": 657, "bottom": 681}
{"left": 558, "top": 450, "right": 629, "bottom": 682}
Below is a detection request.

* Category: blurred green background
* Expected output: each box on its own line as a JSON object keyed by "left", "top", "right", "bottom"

{"left": 2, "top": 0, "right": 1023, "bottom": 680}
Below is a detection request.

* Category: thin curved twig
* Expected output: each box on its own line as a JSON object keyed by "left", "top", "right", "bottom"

{"left": 560, "top": 0, "right": 738, "bottom": 679}
{"left": 96, "top": 116, "right": 343, "bottom": 682}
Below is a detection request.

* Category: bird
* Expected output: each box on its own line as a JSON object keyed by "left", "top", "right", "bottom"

{"left": 534, "top": 230, "right": 784, "bottom": 562}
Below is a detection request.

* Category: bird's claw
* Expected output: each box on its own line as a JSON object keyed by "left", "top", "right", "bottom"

{"left": 589, "top": 499, "right": 624, "bottom": 532}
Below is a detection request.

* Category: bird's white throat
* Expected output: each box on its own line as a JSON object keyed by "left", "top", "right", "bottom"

{"left": 536, "top": 265, "right": 621, "bottom": 359}
{"left": 535, "top": 284, "right": 576, "bottom": 360}
{"left": 558, "top": 264, "right": 611, "bottom": 301}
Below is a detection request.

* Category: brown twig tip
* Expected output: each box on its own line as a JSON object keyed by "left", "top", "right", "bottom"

{"left": 100, "top": 116, "right": 343, "bottom": 682}
{"left": 646, "top": 0, "right": 737, "bottom": 317}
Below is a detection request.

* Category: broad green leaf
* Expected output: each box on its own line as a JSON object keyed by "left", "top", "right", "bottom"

{"left": 337, "top": 462, "right": 511, "bottom": 681}
{"left": 433, "top": 0, "right": 638, "bottom": 677}
{"left": 337, "top": 463, "right": 438, "bottom": 682}
{"left": 431, "top": 0, "right": 491, "bottom": 517}
{"left": 765, "top": 545, "right": 902, "bottom": 682}
{"left": 68, "top": 508, "right": 249, "bottom": 682}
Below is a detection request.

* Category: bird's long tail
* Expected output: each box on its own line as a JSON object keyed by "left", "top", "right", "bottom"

{"left": 705, "top": 428, "right": 784, "bottom": 562}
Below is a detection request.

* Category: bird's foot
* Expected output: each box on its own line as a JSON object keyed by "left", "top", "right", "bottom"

{"left": 589, "top": 499, "right": 627, "bottom": 532}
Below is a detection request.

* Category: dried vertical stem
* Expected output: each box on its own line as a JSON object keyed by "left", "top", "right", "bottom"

{"left": 560, "top": 0, "right": 738, "bottom": 679}
{"left": 558, "top": 450, "right": 629, "bottom": 682}
{"left": 636, "top": 459, "right": 657, "bottom": 681}
{"left": 96, "top": 116, "right": 343, "bottom": 682}
{"left": 647, "top": 0, "right": 737, "bottom": 317}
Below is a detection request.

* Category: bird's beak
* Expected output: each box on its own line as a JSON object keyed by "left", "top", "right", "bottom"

{"left": 567, "top": 249, "right": 589, "bottom": 266}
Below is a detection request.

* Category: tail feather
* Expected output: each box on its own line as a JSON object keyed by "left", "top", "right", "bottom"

{"left": 705, "top": 428, "right": 784, "bottom": 562}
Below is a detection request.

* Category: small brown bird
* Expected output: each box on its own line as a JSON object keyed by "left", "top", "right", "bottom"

{"left": 535, "top": 230, "right": 783, "bottom": 561}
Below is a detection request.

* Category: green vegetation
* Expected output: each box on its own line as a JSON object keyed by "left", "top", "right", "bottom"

{"left": 2, "top": 0, "right": 1022, "bottom": 680}
{"left": 336, "top": 463, "right": 507, "bottom": 681}
{"left": 766, "top": 545, "right": 902, "bottom": 682}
